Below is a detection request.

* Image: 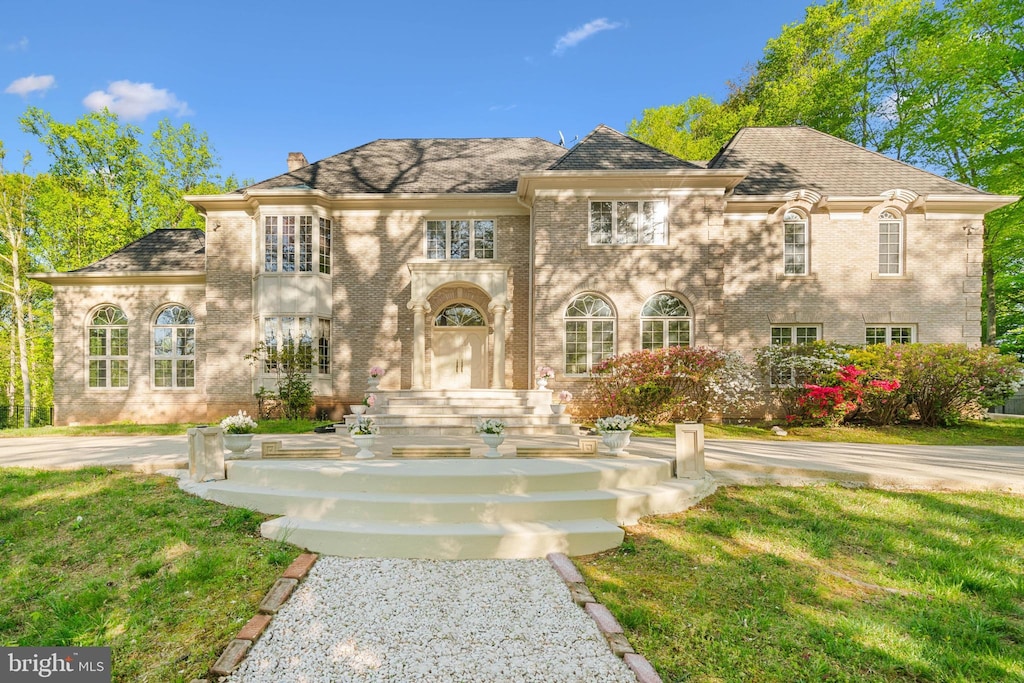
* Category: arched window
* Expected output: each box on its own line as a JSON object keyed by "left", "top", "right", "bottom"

{"left": 878, "top": 210, "right": 903, "bottom": 275}
{"left": 783, "top": 210, "right": 808, "bottom": 275}
{"left": 153, "top": 305, "right": 195, "bottom": 388}
{"left": 88, "top": 306, "right": 128, "bottom": 388}
{"left": 434, "top": 304, "right": 486, "bottom": 327}
{"left": 564, "top": 294, "right": 615, "bottom": 375}
{"left": 641, "top": 294, "right": 692, "bottom": 350}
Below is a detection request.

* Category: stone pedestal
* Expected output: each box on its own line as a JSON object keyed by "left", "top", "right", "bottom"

{"left": 674, "top": 423, "right": 705, "bottom": 479}
{"left": 188, "top": 426, "right": 226, "bottom": 482}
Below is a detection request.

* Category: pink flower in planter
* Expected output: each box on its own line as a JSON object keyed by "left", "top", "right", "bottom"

{"left": 369, "top": 366, "right": 386, "bottom": 378}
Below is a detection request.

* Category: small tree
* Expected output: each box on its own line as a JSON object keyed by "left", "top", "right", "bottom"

{"left": 245, "top": 340, "right": 314, "bottom": 420}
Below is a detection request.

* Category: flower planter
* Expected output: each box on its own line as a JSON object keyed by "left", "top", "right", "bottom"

{"left": 550, "top": 404, "right": 567, "bottom": 416}
{"left": 480, "top": 433, "right": 505, "bottom": 458}
{"left": 223, "top": 433, "right": 254, "bottom": 457}
{"left": 536, "top": 378, "right": 548, "bottom": 390}
{"left": 352, "top": 434, "right": 376, "bottom": 459}
{"left": 601, "top": 430, "right": 632, "bottom": 456}
{"left": 350, "top": 405, "right": 366, "bottom": 416}
{"left": 367, "top": 377, "right": 381, "bottom": 390}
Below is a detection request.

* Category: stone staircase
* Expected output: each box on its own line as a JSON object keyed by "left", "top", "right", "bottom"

{"left": 186, "top": 455, "right": 716, "bottom": 559}
{"left": 348, "top": 389, "right": 578, "bottom": 436}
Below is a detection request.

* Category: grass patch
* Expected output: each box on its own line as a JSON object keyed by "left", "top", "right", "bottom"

{"left": 580, "top": 486, "right": 1024, "bottom": 682}
{"left": 631, "top": 417, "right": 1024, "bottom": 446}
{"left": 0, "top": 468, "right": 301, "bottom": 682}
{"left": 0, "top": 418, "right": 332, "bottom": 438}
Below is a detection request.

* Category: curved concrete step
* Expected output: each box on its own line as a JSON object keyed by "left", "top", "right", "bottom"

{"left": 192, "top": 477, "right": 714, "bottom": 525}
{"left": 260, "top": 516, "right": 626, "bottom": 559}
{"left": 224, "top": 457, "right": 673, "bottom": 494}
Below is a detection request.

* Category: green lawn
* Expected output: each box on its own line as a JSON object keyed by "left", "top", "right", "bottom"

{"left": 0, "top": 468, "right": 301, "bottom": 682}
{"left": 0, "top": 418, "right": 331, "bottom": 438}
{"left": 632, "top": 417, "right": 1024, "bottom": 446}
{"left": 580, "top": 485, "right": 1024, "bottom": 683}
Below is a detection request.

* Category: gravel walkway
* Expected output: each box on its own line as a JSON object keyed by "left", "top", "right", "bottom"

{"left": 225, "top": 557, "right": 636, "bottom": 682}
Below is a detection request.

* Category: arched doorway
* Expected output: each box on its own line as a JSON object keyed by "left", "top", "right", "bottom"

{"left": 431, "top": 303, "right": 488, "bottom": 389}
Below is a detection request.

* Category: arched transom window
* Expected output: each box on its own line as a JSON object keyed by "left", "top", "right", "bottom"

{"left": 88, "top": 306, "right": 128, "bottom": 388}
{"left": 878, "top": 210, "right": 903, "bottom": 275}
{"left": 783, "top": 210, "right": 808, "bottom": 275}
{"left": 153, "top": 305, "right": 195, "bottom": 388}
{"left": 641, "top": 294, "right": 692, "bottom": 350}
{"left": 434, "top": 304, "right": 486, "bottom": 327}
{"left": 564, "top": 294, "right": 615, "bottom": 375}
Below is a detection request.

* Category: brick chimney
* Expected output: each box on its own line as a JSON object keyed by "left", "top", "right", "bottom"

{"left": 287, "top": 152, "right": 308, "bottom": 172}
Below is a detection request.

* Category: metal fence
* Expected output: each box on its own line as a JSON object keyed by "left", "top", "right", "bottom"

{"left": 990, "top": 389, "right": 1024, "bottom": 416}
{"left": 0, "top": 405, "right": 54, "bottom": 429}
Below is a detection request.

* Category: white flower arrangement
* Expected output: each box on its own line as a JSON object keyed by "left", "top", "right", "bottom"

{"left": 475, "top": 418, "right": 506, "bottom": 434}
{"left": 220, "top": 410, "right": 258, "bottom": 434}
{"left": 348, "top": 417, "right": 379, "bottom": 435}
{"left": 369, "top": 366, "right": 386, "bottom": 378}
{"left": 595, "top": 415, "right": 637, "bottom": 433}
{"left": 554, "top": 390, "right": 573, "bottom": 405}
{"left": 536, "top": 365, "right": 555, "bottom": 380}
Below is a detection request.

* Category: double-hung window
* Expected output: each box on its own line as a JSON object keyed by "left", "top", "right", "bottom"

{"left": 589, "top": 200, "right": 667, "bottom": 245}
{"left": 769, "top": 325, "right": 821, "bottom": 386}
{"left": 783, "top": 210, "right": 808, "bottom": 275}
{"left": 866, "top": 325, "right": 914, "bottom": 345}
{"left": 878, "top": 210, "right": 903, "bottom": 275}
{"left": 426, "top": 219, "right": 495, "bottom": 259}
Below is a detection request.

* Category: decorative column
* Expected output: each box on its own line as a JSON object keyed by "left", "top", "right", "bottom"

{"left": 489, "top": 302, "right": 508, "bottom": 389}
{"left": 408, "top": 300, "right": 430, "bottom": 390}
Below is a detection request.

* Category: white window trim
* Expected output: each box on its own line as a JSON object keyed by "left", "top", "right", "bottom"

{"left": 563, "top": 294, "right": 616, "bottom": 376}
{"left": 262, "top": 315, "right": 332, "bottom": 376}
{"left": 877, "top": 209, "right": 904, "bottom": 276}
{"left": 782, "top": 210, "right": 809, "bottom": 276}
{"left": 770, "top": 324, "right": 823, "bottom": 345}
{"left": 588, "top": 200, "right": 668, "bottom": 246}
{"left": 87, "top": 306, "right": 129, "bottom": 390}
{"left": 423, "top": 218, "right": 497, "bottom": 260}
{"left": 640, "top": 294, "right": 693, "bottom": 350}
{"left": 262, "top": 213, "right": 332, "bottom": 275}
{"left": 152, "top": 305, "right": 196, "bottom": 390}
{"left": 865, "top": 324, "right": 916, "bottom": 345}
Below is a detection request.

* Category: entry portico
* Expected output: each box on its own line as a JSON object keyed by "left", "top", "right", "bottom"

{"left": 407, "top": 261, "right": 511, "bottom": 390}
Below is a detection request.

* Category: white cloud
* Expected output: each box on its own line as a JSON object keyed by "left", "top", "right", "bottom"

{"left": 5, "top": 74, "right": 56, "bottom": 97}
{"left": 553, "top": 18, "right": 623, "bottom": 55}
{"left": 488, "top": 104, "right": 517, "bottom": 112}
{"left": 83, "top": 80, "right": 192, "bottom": 121}
{"left": 7, "top": 36, "right": 29, "bottom": 51}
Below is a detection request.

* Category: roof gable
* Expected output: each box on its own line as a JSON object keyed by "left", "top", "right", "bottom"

{"left": 244, "top": 137, "right": 566, "bottom": 195}
{"left": 72, "top": 229, "right": 205, "bottom": 273}
{"left": 709, "top": 126, "right": 987, "bottom": 197}
{"left": 548, "top": 124, "right": 700, "bottom": 171}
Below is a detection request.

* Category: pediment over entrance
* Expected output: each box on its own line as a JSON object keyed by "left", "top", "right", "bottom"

{"left": 407, "top": 261, "right": 511, "bottom": 310}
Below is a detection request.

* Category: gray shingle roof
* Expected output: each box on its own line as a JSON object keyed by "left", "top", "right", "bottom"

{"left": 548, "top": 124, "right": 700, "bottom": 171}
{"left": 244, "top": 137, "right": 567, "bottom": 194}
{"left": 709, "top": 126, "right": 986, "bottom": 196}
{"left": 72, "top": 229, "right": 205, "bottom": 273}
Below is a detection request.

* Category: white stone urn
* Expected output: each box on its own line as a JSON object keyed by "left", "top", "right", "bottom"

{"left": 536, "top": 378, "right": 548, "bottom": 390}
{"left": 550, "top": 403, "right": 567, "bottom": 415}
{"left": 367, "top": 376, "right": 381, "bottom": 390}
{"left": 350, "top": 405, "right": 366, "bottom": 416}
{"left": 352, "top": 434, "right": 376, "bottom": 459}
{"left": 480, "top": 433, "right": 505, "bottom": 458}
{"left": 223, "top": 433, "right": 254, "bottom": 457}
{"left": 601, "top": 430, "right": 632, "bottom": 456}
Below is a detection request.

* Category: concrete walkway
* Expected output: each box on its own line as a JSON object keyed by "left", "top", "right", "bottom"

{"left": 0, "top": 432, "right": 1022, "bottom": 492}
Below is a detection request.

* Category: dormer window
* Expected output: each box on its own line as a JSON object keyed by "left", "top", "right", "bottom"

{"left": 426, "top": 219, "right": 495, "bottom": 259}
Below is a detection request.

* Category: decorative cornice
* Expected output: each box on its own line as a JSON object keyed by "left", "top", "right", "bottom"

{"left": 29, "top": 271, "right": 206, "bottom": 287}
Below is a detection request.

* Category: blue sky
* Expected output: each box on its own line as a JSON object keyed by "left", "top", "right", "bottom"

{"left": 2, "top": 0, "right": 816, "bottom": 184}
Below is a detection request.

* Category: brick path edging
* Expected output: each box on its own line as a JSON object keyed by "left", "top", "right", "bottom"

{"left": 195, "top": 552, "right": 319, "bottom": 681}
{"left": 545, "top": 552, "right": 663, "bottom": 683}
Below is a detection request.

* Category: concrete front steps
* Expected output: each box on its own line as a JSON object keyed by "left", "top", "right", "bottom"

{"left": 350, "top": 389, "right": 578, "bottom": 436}
{"left": 187, "top": 456, "right": 715, "bottom": 559}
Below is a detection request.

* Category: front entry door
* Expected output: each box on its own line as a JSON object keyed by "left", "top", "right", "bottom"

{"left": 431, "top": 328, "right": 487, "bottom": 389}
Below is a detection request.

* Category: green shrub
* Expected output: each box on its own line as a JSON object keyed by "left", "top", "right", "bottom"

{"left": 754, "top": 341, "right": 853, "bottom": 419}
{"left": 245, "top": 341, "right": 315, "bottom": 420}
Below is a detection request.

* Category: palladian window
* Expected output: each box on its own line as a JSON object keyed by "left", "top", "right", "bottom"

{"left": 641, "top": 294, "right": 692, "bottom": 349}
{"left": 153, "top": 305, "right": 195, "bottom": 388}
{"left": 564, "top": 294, "right": 615, "bottom": 375}
{"left": 88, "top": 306, "right": 128, "bottom": 388}
{"left": 434, "top": 304, "right": 486, "bottom": 327}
